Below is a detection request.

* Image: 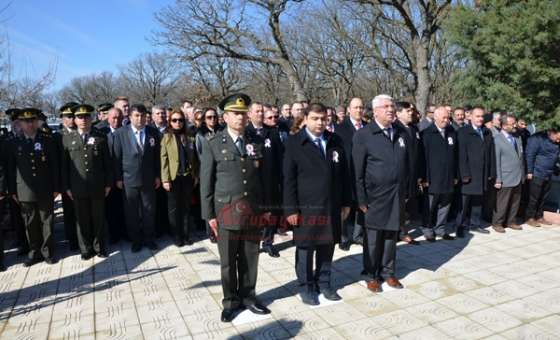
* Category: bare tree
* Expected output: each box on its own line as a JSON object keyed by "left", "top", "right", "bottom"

{"left": 58, "top": 71, "right": 121, "bottom": 105}
{"left": 154, "top": 0, "right": 309, "bottom": 101}
{"left": 119, "top": 52, "right": 181, "bottom": 106}
{"left": 190, "top": 56, "right": 246, "bottom": 101}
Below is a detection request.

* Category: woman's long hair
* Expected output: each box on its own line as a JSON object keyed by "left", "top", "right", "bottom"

{"left": 166, "top": 110, "right": 190, "bottom": 145}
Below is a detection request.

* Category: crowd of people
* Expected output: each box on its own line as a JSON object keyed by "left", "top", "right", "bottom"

{"left": 0, "top": 92, "right": 558, "bottom": 323}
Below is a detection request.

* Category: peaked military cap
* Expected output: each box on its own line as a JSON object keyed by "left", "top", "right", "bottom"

{"left": 18, "top": 108, "right": 41, "bottom": 120}
{"left": 59, "top": 102, "right": 79, "bottom": 117}
{"left": 72, "top": 104, "right": 95, "bottom": 117}
{"left": 219, "top": 93, "right": 251, "bottom": 113}
{"left": 97, "top": 102, "right": 113, "bottom": 112}
{"left": 5, "top": 108, "right": 21, "bottom": 121}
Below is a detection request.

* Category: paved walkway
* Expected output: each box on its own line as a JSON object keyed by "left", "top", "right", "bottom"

{"left": 0, "top": 224, "right": 559, "bottom": 339}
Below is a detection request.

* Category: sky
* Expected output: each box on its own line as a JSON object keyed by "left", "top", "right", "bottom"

{"left": 1, "top": 0, "right": 174, "bottom": 90}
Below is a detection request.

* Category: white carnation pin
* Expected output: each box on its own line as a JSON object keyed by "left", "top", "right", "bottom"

{"left": 149, "top": 137, "right": 155, "bottom": 147}
{"left": 332, "top": 150, "right": 339, "bottom": 163}
{"left": 246, "top": 144, "right": 255, "bottom": 156}
{"left": 398, "top": 137, "right": 405, "bottom": 147}
{"left": 34, "top": 142, "right": 42, "bottom": 151}
{"left": 264, "top": 138, "right": 271, "bottom": 148}
{"left": 87, "top": 137, "right": 95, "bottom": 145}
{"left": 448, "top": 137, "right": 454, "bottom": 145}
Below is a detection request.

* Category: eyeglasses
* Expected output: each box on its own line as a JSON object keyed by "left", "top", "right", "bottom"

{"left": 171, "top": 118, "right": 184, "bottom": 123}
{"left": 266, "top": 115, "right": 279, "bottom": 119}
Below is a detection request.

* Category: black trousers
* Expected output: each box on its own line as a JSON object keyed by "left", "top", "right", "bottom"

{"left": 459, "top": 194, "right": 483, "bottom": 229}
{"left": 493, "top": 184, "right": 521, "bottom": 226}
{"left": 105, "top": 187, "right": 126, "bottom": 242}
{"left": 20, "top": 200, "right": 54, "bottom": 260}
{"left": 167, "top": 175, "right": 193, "bottom": 242}
{"left": 526, "top": 177, "right": 551, "bottom": 220}
{"left": 155, "top": 186, "right": 169, "bottom": 237}
{"left": 363, "top": 229, "right": 398, "bottom": 281}
{"left": 73, "top": 196, "right": 106, "bottom": 255}
{"left": 62, "top": 192, "right": 78, "bottom": 248}
{"left": 0, "top": 199, "right": 5, "bottom": 265}
{"left": 421, "top": 193, "right": 453, "bottom": 237}
{"left": 295, "top": 244, "right": 335, "bottom": 292}
{"left": 217, "top": 227, "right": 260, "bottom": 309}
{"left": 341, "top": 206, "right": 363, "bottom": 244}
{"left": 124, "top": 186, "right": 155, "bottom": 247}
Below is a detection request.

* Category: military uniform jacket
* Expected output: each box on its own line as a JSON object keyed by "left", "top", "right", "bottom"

{"left": 62, "top": 130, "right": 112, "bottom": 199}
{"left": 352, "top": 122, "right": 409, "bottom": 231}
{"left": 8, "top": 132, "right": 60, "bottom": 202}
{"left": 283, "top": 129, "right": 351, "bottom": 247}
{"left": 200, "top": 129, "right": 270, "bottom": 231}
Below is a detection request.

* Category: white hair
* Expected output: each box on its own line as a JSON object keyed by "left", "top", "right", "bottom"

{"left": 371, "top": 94, "right": 394, "bottom": 109}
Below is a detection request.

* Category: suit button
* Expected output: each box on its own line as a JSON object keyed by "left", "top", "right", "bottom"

{"left": 241, "top": 158, "right": 245, "bottom": 162}
{"left": 32, "top": 173, "right": 36, "bottom": 177}
{"left": 85, "top": 161, "right": 88, "bottom": 165}
{"left": 84, "top": 154, "right": 88, "bottom": 158}
{"left": 242, "top": 169, "right": 246, "bottom": 173}
{"left": 244, "top": 192, "right": 248, "bottom": 196}
{"left": 31, "top": 167, "right": 36, "bottom": 170}
{"left": 85, "top": 169, "right": 89, "bottom": 172}
{"left": 31, "top": 160, "right": 35, "bottom": 163}
{"left": 243, "top": 180, "right": 247, "bottom": 184}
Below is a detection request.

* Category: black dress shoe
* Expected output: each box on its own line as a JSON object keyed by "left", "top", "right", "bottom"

{"left": 442, "top": 234, "right": 455, "bottom": 240}
{"left": 69, "top": 243, "right": 79, "bottom": 251}
{"left": 246, "top": 303, "right": 271, "bottom": 315}
{"left": 471, "top": 227, "right": 490, "bottom": 234}
{"left": 0, "top": 264, "right": 6, "bottom": 272}
{"left": 184, "top": 239, "right": 194, "bottom": 246}
{"left": 97, "top": 252, "right": 109, "bottom": 258}
{"left": 81, "top": 252, "right": 95, "bottom": 260}
{"left": 338, "top": 243, "right": 350, "bottom": 251}
{"left": 44, "top": 258, "right": 58, "bottom": 265}
{"left": 174, "top": 239, "right": 185, "bottom": 247}
{"left": 131, "top": 244, "right": 142, "bottom": 253}
{"left": 320, "top": 288, "right": 342, "bottom": 301}
{"left": 425, "top": 237, "right": 436, "bottom": 243}
{"left": 300, "top": 291, "right": 320, "bottom": 305}
{"left": 456, "top": 227, "right": 465, "bottom": 238}
{"left": 23, "top": 258, "right": 42, "bottom": 267}
{"left": 145, "top": 242, "right": 158, "bottom": 250}
{"left": 263, "top": 245, "right": 280, "bottom": 258}
{"left": 354, "top": 237, "right": 364, "bottom": 246}
{"left": 221, "top": 308, "right": 236, "bottom": 322}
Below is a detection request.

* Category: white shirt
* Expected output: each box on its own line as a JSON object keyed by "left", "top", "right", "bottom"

{"left": 375, "top": 119, "right": 393, "bottom": 140}
{"left": 131, "top": 125, "right": 145, "bottom": 146}
{"left": 349, "top": 117, "right": 363, "bottom": 130}
{"left": 305, "top": 128, "right": 326, "bottom": 155}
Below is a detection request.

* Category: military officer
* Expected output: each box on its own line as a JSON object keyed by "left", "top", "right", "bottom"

{"left": 57, "top": 102, "right": 79, "bottom": 250}
{"left": 93, "top": 103, "right": 113, "bottom": 130}
{"left": 7, "top": 108, "right": 60, "bottom": 267}
{"left": 200, "top": 93, "right": 272, "bottom": 322}
{"left": 62, "top": 104, "right": 112, "bottom": 259}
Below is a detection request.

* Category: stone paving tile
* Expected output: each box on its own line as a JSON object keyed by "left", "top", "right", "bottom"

{"left": 1, "top": 226, "right": 560, "bottom": 339}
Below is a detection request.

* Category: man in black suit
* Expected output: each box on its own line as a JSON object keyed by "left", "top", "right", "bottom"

{"left": 113, "top": 104, "right": 161, "bottom": 252}
{"left": 353, "top": 94, "right": 409, "bottom": 292}
{"left": 96, "top": 107, "right": 127, "bottom": 243}
{"left": 457, "top": 107, "right": 495, "bottom": 237}
{"left": 394, "top": 101, "right": 423, "bottom": 245}
{"left": 284, "top": 103, "right": 351, "bottom": 305}
{"left": 0, "top": 134, "right": 8, "bottom": 271}
{"left": 421, "top": 107, "right": 457, "bottom": 241}
{"left": 451, "top": 107, "right": 466, "bottom": 131}
{"left": 335, "top": 97, "right": 367, "bottom": 251}
{"left": 246, "top": 102, "right": 284, "bottom": 258}
{"left": 150, "top": 105, "right": 170, "bottom": 237}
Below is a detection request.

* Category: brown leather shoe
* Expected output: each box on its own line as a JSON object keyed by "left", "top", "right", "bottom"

{"left": 536, "top": 218, "right": 552, "bottom": 226}
{"left": 526, "top": 218, "right": 541, "bottom": 227}
{"left": 492, "top": 225, "right": 506, "bottom": 233}
{"left": 385, "top": 277, "right": 404, "bottom": 289}
{"left": 366, "top": 280, "right": 383, "bottom": 293}
{"left": 508, "top": 224, "right": 523, "bottom": 230}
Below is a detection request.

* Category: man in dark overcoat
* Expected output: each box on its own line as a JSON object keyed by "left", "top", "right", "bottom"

{"left": 421, "top": 106, "right": 458, "bottom": 241}
{"left": 457, "top": 107, "right": 495, "bottom": 237}
{"left": 353, "top": 94, "right": 409, "bottom": 293}
{"left": 283, "top": 103, "right": 351, "bottom": 305}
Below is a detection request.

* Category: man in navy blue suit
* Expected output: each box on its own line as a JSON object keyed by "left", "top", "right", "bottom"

{"left": 113, "top": 104, "right": 161, "bottom": 252}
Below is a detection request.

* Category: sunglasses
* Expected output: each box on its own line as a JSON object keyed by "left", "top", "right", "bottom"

{"left": 171, "top": 118, "right": 184, "bottom": 123}
{"left": 266, "top": 115, "right": 279, "bottom": 119}
{"left": 206, "top": 115, "right": 217, "bottom": 120}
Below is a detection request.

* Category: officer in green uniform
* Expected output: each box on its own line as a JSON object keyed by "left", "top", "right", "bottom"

{"left": 57, "top": 102, "right": 79, "bottom": 250}
{"left": 7, "top": 108, "right": 60, "bottom": 267}
{"left": 200, "top": 93, "right": 272, "bottom": 322}
{"left": 61, "top": 104, "right": 112, "bottom": 260}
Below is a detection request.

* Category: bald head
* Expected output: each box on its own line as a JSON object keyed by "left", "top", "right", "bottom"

{"left": 434, "top": 106, "right": 450, "bottom": 129}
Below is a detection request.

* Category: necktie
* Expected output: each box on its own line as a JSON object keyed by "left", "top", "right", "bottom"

{"left": 384, "top": 127, "right": 393, "bottom": 141}
{"left": 235, "top": 137, "right": 244, "bottom": 155}
{"left": 476, "top": 127, "right": 483, "bottom": 139}
{"left": 82, "top": 133, "right": 88, "bottom": 144}
{"left": 314, "top": 137, "right": 325, "bottom": 158}
{"left": 136, "top": 130, "right": 143, "bottom": 150}
{"left": 508, "top": 135, "right": 517, "bottom": 151}
{"left": 354, "top": 122, "right": 361, "bottom": 130}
